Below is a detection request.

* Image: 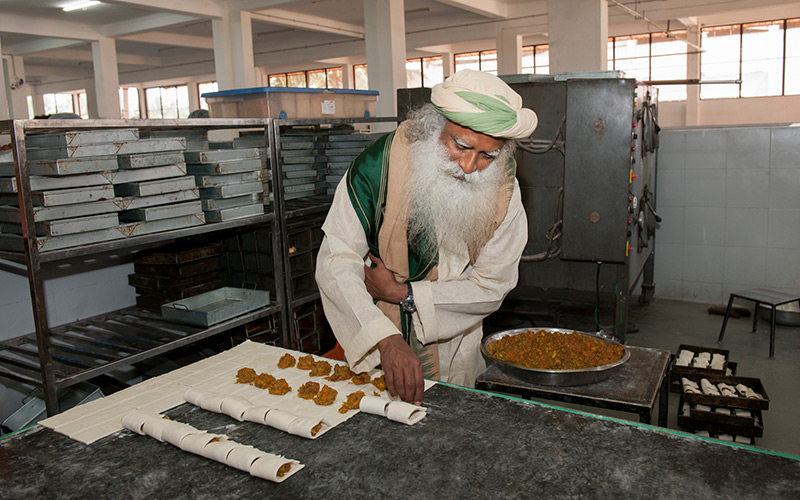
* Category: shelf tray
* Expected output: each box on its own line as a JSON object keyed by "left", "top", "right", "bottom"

{"left": 161, "top": 287, "right": 270, "bottom": 327}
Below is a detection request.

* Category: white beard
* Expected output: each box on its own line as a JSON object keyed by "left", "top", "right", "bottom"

{"left": 405, "top": 133, "right": 506, "bottom": 258}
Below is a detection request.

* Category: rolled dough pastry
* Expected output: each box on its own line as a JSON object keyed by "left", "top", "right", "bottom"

{"left": 242, "top": 406, "right": 271, "bottom": 425}
{"left": 386, "top": 401, "right": 427, "bottom": 425}
{"left": 250, "top": 455, "right": 304, "bottom": 483}
{"left": 264, "top": 409, "right": 298, "bottom": 432}
{"left": 203, "top": 438, "right": 238, "bottom": 464}
{"left": 287, "top": 416, "right": 330, "bottom": 439}
{"left": 359, "top": 396, "right": 390, "bottom": 416}
{"left": 220, "top": 395, "right": 254, "bottom": 421}
{"left": 180, "top": 431, "right": 221, "bottom": 455}
{"left": 161, "top": 420, "right": 200, "bottom": 447}
{"left": 227, "top": 444, "right": 265, "bottom": 472}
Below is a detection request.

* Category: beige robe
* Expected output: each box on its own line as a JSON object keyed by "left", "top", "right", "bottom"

{"left": 315, "top": 173, "right": 528, "bottom": 388}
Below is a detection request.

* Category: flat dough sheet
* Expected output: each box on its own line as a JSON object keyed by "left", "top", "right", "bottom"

{"left": 38, "top": 341, "right": 437, "bottom": 445}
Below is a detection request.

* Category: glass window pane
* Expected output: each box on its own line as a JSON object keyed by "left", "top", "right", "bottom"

{"left": 481, "top": 50, "right": 497, "bottom": 75}
{"left": 613, "top": 34, "right": 650, "bottom": 80}
{"left": 455, "top": 52, "right": 479, "bottom": 72}
{"left": 287, "top": 71, "right": 306, "bottom": 88}
{"left": 406, "top": 59, "right": 422, "bottom": 88}
{"left": 127, "top": 88, "right": 140, "bottom": 118}
{"left": 78, "top": 93, "right": 88, "bottom": 118}
{"left": 535, "top": 45, "right": 549, "bottom": 74}
{"left": 787, "top": 19, "right": 800, "bottom": 95}
{"left": 651, "top": 31, "right": 687, "bottom": 101}
{"left": 160, "top": 86, "right": 179, "bottom": 119}
{"left": 43, "top": 94, "right": 57, "bottom": 115}
{"left": 701, "top": 24, "right": 742, "bottom": 99}
{"left": 326, "top": 67, "right": 343, "bottom": 88}
{"left": 55, "top": 93, "right": 74, "bottom": 113}
{"left": 269, "top": 74, "right": 287, "bottom": 87}
{"left": 27, "top": 96, "right": 34, "bottom": 119}
{"left": 307, "top": 69, "right": 326, "bottom": 88}
{"left": 177, "top": 85, "right": 190, "bottom": 118}
{"left": 145, "top": 88, "right": 162, "bottom": 118}
{"left": 354, "top": 64, "right": 369, "bottom": 90}
{"left": 198, "top": 81, "right": 218, "bottom": 110}
{"left": 423, "top": 56, "right": 444, "bottom": 87}
{"left": 741, "top": 20, "right": 784, "bottom": 97}
{"left": 608, "top": 38, "right": 615, "bottom": 70}
{"left": 522, "top": 46, "right": 534, "bottom": 73}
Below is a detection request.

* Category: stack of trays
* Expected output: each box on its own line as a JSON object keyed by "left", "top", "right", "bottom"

{"left": 186, "top": 149, "right": 265, "bottom": 222}
{"left": 672, "top": 344, "right": 769, "bottom": 444}
{"left": 130, "top": 242, "right": 223, "bottom": 313}
{"left": 0, "top": 128, "right": 202, "bottom": 252}
{"left": 231, "top": 132, "right": 271, "bottom": 208}
{"left": 320, "top": 130, "right": 380, "bottom": 195}
{"left": 278, "top": 130, "right": 320, "bottom": 201}
{"left": 678, "top": 374, "right": 769, "bottom": 444}
{"left": 140, "top": 129, "right": 209, "bottom": 151}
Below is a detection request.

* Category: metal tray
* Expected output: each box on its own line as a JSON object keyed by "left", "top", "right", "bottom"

{"left": 161, "top": 287, "right": 270, "bottom": 327}
{"left": 481, "top": 327, "right": 630, "bottom": 386}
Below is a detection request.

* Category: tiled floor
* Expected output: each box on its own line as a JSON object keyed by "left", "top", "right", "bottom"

{"left": 545, "top": 297, "right": 800, "bottom": 457}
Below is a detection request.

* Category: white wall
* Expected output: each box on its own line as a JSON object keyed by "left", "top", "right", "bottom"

{"left": 660, "top": 95, "right": 800, "bottom": 128}
{"left": 653, "top": 125, "right": 800, "bottom": 304}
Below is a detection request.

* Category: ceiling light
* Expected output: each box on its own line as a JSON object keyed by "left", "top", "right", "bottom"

{"left": 63, "top": 1, "right": 101, "bottom": 12}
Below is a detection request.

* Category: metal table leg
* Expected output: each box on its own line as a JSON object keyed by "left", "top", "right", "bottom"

{"left": 717, "top": 294, "right": 735, "bottom": 343}
{"left": 658, "top": 370, "right": 669, "bottom": 427}
{"left": 770, "top": 307, "right": 777, "bottom": 359}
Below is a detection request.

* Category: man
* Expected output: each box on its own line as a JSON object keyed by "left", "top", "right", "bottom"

{"left": 315, "top": 69, "right": 537, "bottom": 404}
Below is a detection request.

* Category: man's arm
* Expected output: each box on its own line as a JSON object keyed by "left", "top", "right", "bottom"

{"left": 316, "top": 183, "right": 424, "bottom": 404}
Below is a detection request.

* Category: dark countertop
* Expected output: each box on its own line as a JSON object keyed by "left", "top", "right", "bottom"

{"left": 1, "top": 383, "right": 799, "bottom": 500}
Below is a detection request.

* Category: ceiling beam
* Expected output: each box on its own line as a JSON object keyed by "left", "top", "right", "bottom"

{"left": 100, "top": 13, "right": 202, "bottom": 37}
{"left": 34, "top": 48, "right": 160, "bottom": 67}
{"left": 101, "top": 0, "right": 222, "bottom": 18}
{"left": 0, "top": 13, "right": 99, "bottom": 40}
{"left": 24, "top": 65, "right": 93, "bottom": 78}
{"left": 4, "top": 38, "right": 87, "bottom": 56}
{"left": 432, "top": 0, "right": 509, "bottom": 20}
{"left": 117, "top": 32, "right": 215, "bottom": 50}
{"left": 251, "top": 9, "right": 364, "bottom": 38}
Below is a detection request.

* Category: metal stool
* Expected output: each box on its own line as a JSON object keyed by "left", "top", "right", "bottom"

{"left": 717, "top": 287, "right": 800, "bottom": 359}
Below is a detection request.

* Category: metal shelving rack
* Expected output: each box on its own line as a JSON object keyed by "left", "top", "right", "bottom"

{"left": 0, "top": 118, "right": 288, "bottom": 416}
{"left": 268, "top": 117, "right": 397, "bottom": 350}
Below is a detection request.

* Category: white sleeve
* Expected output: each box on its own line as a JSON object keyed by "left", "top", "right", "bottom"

{"left": 412, "top": 181, "right": 528, "bottom": 345}
{"left": 315, "top": 181, "right": 401, "bottom": 374}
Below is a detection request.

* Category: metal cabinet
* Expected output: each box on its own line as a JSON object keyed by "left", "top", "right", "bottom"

{"left": 0, "top": 118, "right": 288, "bottom": 416}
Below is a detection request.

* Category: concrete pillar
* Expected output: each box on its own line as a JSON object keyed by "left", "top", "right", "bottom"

{"left": 3, "top": 56, "right": 29, "bottom": 119}
{"left": 547, "top": 0, "right": 607, "bottom": 73}
{"left": 0, "top": 38, "right": 9, "bottom": 120}
{"left": 441, "top": 51, "right": 453, "bottom": 78}
{"left": 341, "top": 63, "right": 354, "bottom": 89}
{"left": 137, "top": 87, "right": 145, "bottom": 118}
{"left": 85, "top": 86, "right": 98, "bottom": 118}
{"left": 498, "top": 30, "right": 523, "bottom": 75}
{"left": 91, "top": 38, "right": 121, "bottom": 119}
{"left": 685, "top": 23, "right": 701, "bottom": 127}
{"left": 186, "top": 78, "right": 200, "bottom": 112}
{"left": 363, "top": 0, "right": 407, "bottom": 120}
{"left": 31, "top": 90, "right": 45, "bottom": 117}
{"left": 212, "top": 9, "right": 256, "bottom": 90}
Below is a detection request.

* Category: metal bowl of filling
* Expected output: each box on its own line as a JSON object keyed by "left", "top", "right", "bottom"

{"left": 481, "top": 327, "right": 630, "bottom": 386}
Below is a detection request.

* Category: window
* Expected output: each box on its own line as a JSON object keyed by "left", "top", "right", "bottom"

{"left": 145, "top": 85, "right": 190, "bottom": 119}
{"left": 43, "top": 93, "right": 75, "bottom": 115}
{"left": 267, "top": 67, "right": 344, "bottom": 89}
{"left": 607, "top": 31, "right": 688, "bottom": 102}
{"left": 198, "top": 81, "right": 218, "bottom": 110}
{"left": 77, "top": 92, "right": 88, "bottom": 119}
{"left": 701, "top": 18, "right": 797, "bottom": 99}
{"left": 406, "top": 56, "right": 444, "bottom": 88}
{"left": 455, "top": 50, "right": 497, "bottom": 74}
{"left": 26, "top": 96, "right": 34, "bottom": 119}
{"left": 354, "top": 64, "right": 368, "bottom": 90}
{"left": 522, "top": 44, "right": 550, "bottom": 75}
{"left": 119, "top": 87, "right": 140, "bottom": 119}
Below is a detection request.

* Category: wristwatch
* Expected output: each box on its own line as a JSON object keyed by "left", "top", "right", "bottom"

{"left": 399, "top": 284, "right": 416, "bottom": 314}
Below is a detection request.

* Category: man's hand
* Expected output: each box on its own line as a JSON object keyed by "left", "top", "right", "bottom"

{"left": 364, "top": 253, "right": 406, "bottom": 304}
{"left": 378, "top": 334, "right": 424, "bottom": 405}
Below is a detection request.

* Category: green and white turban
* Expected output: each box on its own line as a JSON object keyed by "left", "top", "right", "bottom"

{"left": 430, "top": 69, "right": 538, "bottom": 140}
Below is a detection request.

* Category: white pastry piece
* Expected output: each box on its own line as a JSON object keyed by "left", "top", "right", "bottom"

{"left": 735, "top": 384, "right": 764, "bottom": 400}
{"left": 359, "top": 396, "right": 390, "bottom": 416}
{"left": 734, "top": 435, "right": 751, "bottom": 444}
{"left": 183, "top": 387, "right": 206, "bottom": 406}
{"left": 264, "top": 409, "right": 298, "bottom": 432}
{"left": 676, "top": 350, "right": 694, "bottom": 367}
{"left": 694, "top": 404, "right": 712, "bottom": 412}
{"left": 386, "top": 401, "right": 427, "bottom": 425}
{"left": 717, "top": 383, "right": 737, "bottom": 397}
{"left": 718, "top": 434, "right": 734, "bottom": 442}
{"left": 694, "top": 430, "right": 710, "bottom": 437}
{"left": 682, "top": 378, "right": 701, "bottom": 394}
{"left": 180, "top": 431, "right": 221, "bottom": 455}
{"left": 242, "top": 406, "right": 271, "bottom": 425}
{"left": 227, "top": 444, "right": 265, "bottom": 473}
{"left": 161, "top": 420, "right": 200, "bottom": 447}
{"left": 204, "top": 438, "right": 238, "bottom": 464}
{"left": 691, "top": 356, "right": 709, "bottom": 369}
{"left": 197, "top": 393, "right": 227, "bottom": 413}
{"left": 287, "top": 416, "right": 330, "bottom": 439}
{"left": 121, "top": 410, "right": 161, "bottom": 436}
{"left": 250, "top": 455, "right": 304, "bottom": 483}
{"left": 700, "top": 378, "right": 721, "bottom": 396}
{"left": 220, "top": 395, "right": 254, "bottom": 421}
{"left": 710, "top": 353, "right": 725, "bottom": 370}
{"left": 713, "top": 407, "right": 731, "bottom": 415}
{"left": 733, "top": 408, "right": 753, "bottom": 418}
